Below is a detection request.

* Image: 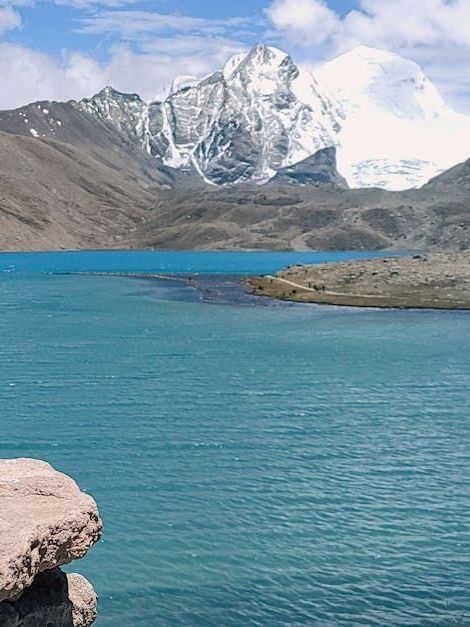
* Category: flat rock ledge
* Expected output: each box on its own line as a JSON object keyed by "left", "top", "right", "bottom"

{"left": 0, "top": 459, "right": 102, "bottom": 626}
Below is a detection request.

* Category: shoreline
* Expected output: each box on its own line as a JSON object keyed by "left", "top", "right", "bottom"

{"left": 119, "top": 272, "right": 293, "bottom": 308}
{"left": 59, "top": 254, "right": 470, "bottom": 311}
{"left": 247, "top": 253, "right": 470, "bottom": 310}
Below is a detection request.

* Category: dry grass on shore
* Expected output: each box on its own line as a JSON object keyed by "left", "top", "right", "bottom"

{"left": 248, "top": 252, "right": 470, "bottom": 310}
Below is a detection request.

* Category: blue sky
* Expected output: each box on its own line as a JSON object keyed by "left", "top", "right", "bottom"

{"left": 0, "top": 0, "right": 468, "bottom": 111}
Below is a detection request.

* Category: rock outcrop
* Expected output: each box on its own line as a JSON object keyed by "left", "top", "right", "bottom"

{"left": 269, "top": 147, "right": 348, "bottom": 188}
{"left": 0, "top": 459, "right": 102, "bottom": 626}
{"left": 0, "top": 569, "right": 97, "bottom": 627}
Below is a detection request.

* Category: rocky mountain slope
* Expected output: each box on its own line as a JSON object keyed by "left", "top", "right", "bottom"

{"left": 0, "top": 99, "right": 177, "bottom": 188}
{"left": 127, "top": 159, "right": 470, "bottom": 252}
{"left": 0, "top": 129, "right": 158, "bottom": 251}
{"left": 0, "top": 118, "right": 468, "bottom": 252}
{"left": 270, "top": 147, "right": 347, "bottom": 187}
{"left": 426, "top": 156, "right": 470, "bottom": 188}
{"left": 0, "top": 100, "right": 195, "bottom": 251}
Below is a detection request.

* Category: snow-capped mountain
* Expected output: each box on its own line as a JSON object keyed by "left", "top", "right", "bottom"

{"left": 77, "top": 44, "right": 342, "bottom": 186}
{"left": 74, "top": 43, "right": 470, "bottom": 191}
{"left": 315, "top": 45, "right": 470, "bottom": 190}
{"left": 80, "top": 86, "right": 150, "bottom": 151}
{"left": 160, "top": 44, "right": 342, "bottom": 184}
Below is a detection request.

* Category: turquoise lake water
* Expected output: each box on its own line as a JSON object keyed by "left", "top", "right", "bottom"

{"left": 0, "top": 251, "right": 469, "bottom": 626}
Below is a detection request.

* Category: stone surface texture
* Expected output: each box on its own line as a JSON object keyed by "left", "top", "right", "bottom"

{"left": 0, "top": 458, "right": 102, "bottom": 605}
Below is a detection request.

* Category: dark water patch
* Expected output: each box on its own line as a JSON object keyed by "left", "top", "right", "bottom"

{"left": 130, "top": 274, "right": 299, "bottom": 308}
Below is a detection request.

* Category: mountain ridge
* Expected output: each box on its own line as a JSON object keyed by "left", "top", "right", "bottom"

{"left": 0, "top": 43, "right": 468, "bottom": 252}
{"left": 72, "top": 43, "right": 470, "bottom": 191}
{"left": 1, "top": 43, "right": 468, "bottom": 192}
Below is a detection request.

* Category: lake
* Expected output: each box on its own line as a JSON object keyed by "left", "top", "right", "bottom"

{"left": 0, "top": 250, "right": 469, "bottom": 626}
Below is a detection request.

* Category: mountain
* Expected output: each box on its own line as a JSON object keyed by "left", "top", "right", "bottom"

{"left": 126, "top": 164, "right": 470, "bottom": 252}
{"left": 0, "top": 42, "right": 469, "bottom": 253}
{"left": 315, "top": 45, "right": 470, "bottom": 190}
{"left": 0, "top": 99, "right": 177, "bottom": 189}
{"left": 426, "top": 157, "right": 470, "bottom": 188}
{"left": 73, "top": 43, "right": 470, "bottom": 192}
{"left": 0, "top": 129, "right": 156, "bottom": 251}
{"left": 0, "top": 95, "right": 212, "bottom": 250}
{"left": 0, "top": 120, "right": 468, "bottom": 252}
{"left": 77, "top": 45, "right": 342, "bottom": 186}
{"left": 3, "top": 43, "right": 466, "bottom": 193}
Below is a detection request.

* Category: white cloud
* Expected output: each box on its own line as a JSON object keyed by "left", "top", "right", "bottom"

{"left": 79, "top": 10, "right": 250, "bottom": 38}
{"left": 88, "top": 38, "right": 246, "bottom": 101}
{"left": 266, "top": 0, "right": 339, "bottom": 45}
{"left": 0, "top": 1, "right": 467, "bottom": 114}
{"left": 267, "top": 0, "right": 470, "bottom": 48}
{"left": 0, "top": 2, "right": 251, "bottom": 109}
{"left": 0, "top": 44, "right": 102, "bottom": 108}
{"left": 266, "top": 0, "right": 470, "bottom": 112}
{"left": 0, "top": 6, "right": 21, "bottom": 35}
{"left": 339, "top": 0, "right": 470, "bottom": 50}
{"left": 0, "top": 34, "right": 246, "bottom": 109}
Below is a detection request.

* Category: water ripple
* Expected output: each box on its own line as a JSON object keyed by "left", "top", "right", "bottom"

{"left": 0, "top": 271, "right": 469, "bottom": 625}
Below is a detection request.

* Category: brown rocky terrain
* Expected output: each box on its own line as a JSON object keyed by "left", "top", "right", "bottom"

{"left": 0, "top": 130, "right": 157, "bottom": 251}
{"left": 249, "top": 252, "right": 470, "bottom": 309}
{"left": 132, "top": 174, "right": 470, "bottom": 252}
{"left": 0, "top": 458, "right": 102, "bottom": 626}
{"left": 0, "top": 100, "right": 187, "bottom": 251}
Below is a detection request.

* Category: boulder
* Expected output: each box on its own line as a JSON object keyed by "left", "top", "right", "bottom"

{"left": 0, "top": 458, "right": 102, "bottom": 603}
{"left": 0, "top": 568, "right": 97, "bottom": 626}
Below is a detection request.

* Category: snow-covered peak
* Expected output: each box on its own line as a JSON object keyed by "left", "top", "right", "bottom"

{"left": 149, "top": 42, "right": 341, "bottom": 184}
{"left": 98, "top": 85, "right": 119, "bottom": 98}
{"left": 222, "top": 44, "right": 297, "bottom": 83}
{"left": 94, "top": 86, "right": 143, "bottom": 104}
{"left": 345, "top": 44, "right": 403, "bottom": 63}
{"left": 241, "top": 43, "right": 293, "bottom": 69}
{"left": 315, "top": 45, "right": 448, "bottom": 121}
{"left": 314, "top": 44, "right": 470, "bottom": 190}
{"left": 78, "top": 86, "right": 147, "bottom": 148}
{"left": 229, "top": 44, "right": 298, "bottom": 91}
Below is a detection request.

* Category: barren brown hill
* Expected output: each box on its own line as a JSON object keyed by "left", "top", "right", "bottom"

{"left": 0, "top": 130, "right": 157, "bottom": 251}
{"left": 0, "top": 100, "right": 176, "bottom": 188}
{"left": 128, "top": 166, "right": 470, "bottom": 252}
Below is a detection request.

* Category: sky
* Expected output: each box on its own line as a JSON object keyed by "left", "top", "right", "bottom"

{"left": 0, "top": 0, "right": 469, "bottom": 112}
